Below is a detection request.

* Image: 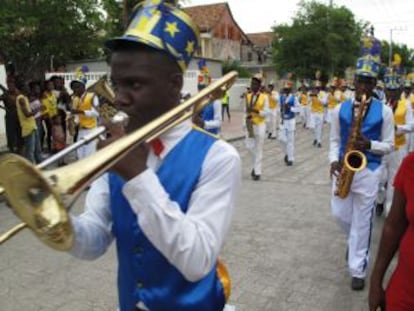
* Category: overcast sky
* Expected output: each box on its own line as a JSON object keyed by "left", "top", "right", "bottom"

{"left": 185, "top": 0, "right": 414, "bottom": 49}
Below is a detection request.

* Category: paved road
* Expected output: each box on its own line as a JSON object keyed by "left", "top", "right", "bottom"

{"left": 0, "top": 121, "right": 395, "bottom": 311}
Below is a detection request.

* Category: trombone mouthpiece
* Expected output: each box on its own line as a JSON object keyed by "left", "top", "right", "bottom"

{"left": 111, "top": 111, "right": 129, "bottom": 127}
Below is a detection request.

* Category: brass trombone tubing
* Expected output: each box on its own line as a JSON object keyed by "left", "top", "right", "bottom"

{"left": 0, "top": 71, "right": 238, "bottom": 244}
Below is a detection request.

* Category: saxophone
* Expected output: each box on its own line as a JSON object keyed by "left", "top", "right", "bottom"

{"left": 334, "top": 94, "right": 368, "bottom": 198}
{"left": 245, "top": 93, "right": 255, "bottom": 138}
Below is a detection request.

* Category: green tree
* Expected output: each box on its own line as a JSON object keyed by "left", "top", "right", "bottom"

{"left": 379, "top": 41, "right": 414, "bottom": 76}
{"left": 222, "top": 60, "right": 251, "bottom": 78}
{"left": 0, "top": 0, "right": 104, "bottom": 79}
{"left": 272, "top": 0, "right": 364, "bottom": 80}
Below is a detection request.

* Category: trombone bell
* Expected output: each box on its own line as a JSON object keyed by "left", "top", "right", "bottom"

{"left": 0, "top": 154, "right": 73, "bottom": 250}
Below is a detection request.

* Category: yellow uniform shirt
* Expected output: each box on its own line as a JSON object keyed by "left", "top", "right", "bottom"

{"left": 78, "top": 92, "right": 98, "bottom": 129}
{"left": 16, "top": 95, "right": 37, "bottom": 137}
{"left": 310, "top": 94, "right": 324, "bottom": 113}
{"left": 246, "top": 92, "right": 267, "bottom": 125}
{"left": 299, "top": 92, "right": 309, "bottom": 106}
{"left": 394, "top": 99, "right": 408, "bottom": 149}
{"left": 268, "top": 91, "right": 278, "bottom": 109}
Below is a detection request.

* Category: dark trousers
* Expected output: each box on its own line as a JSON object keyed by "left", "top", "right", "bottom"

{"left": 5, "top": 113, "right": 22, "bottom": 152}
{"left": 222, "top": 104, "right": 230, "bottom": 121}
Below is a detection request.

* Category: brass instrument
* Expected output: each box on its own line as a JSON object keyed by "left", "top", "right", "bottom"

{"left": 245, "top": 94, "right": 255, "bottom": 138}
{"left": 0, "top": 71, "right": 238, "bottom": 250}
{"left": 334, "top": 95, "right": 368, "bottom": 198}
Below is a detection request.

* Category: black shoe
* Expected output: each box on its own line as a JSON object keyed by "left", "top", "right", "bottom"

{"left": 317, "top": 143, "right": 322, "bottom": 148}
{"left": 351, "top": 277, "right": 365, "bottom": 291}
{"left": 284, "top": 155, "right": 288, "bottom": 163}
{"left": 252, "top": 174, "right": 261, "bottom": 181}
{"left": 376, "top": 203, "right": 384, "bottom": 216}
{"left": 251, "top": 169, "right": 255, "bottom": 177}
{"left": 345, "top": 247, "right": 348, "bottom": 261}
{"left": 303, "top": 123, "right": 306, "bottom": 128}
{"left": 286, "top": 161, "right": 293, "bottom": 166}
{"left": 268, "top": 133, "right": 272, "bottom": 139}
{"left": 313, "top": 139, "right": 317, "bottom": 146}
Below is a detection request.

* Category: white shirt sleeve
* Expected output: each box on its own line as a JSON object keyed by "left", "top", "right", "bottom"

{"left": 122, "top": 141, "right": 241, "bottom": 282}
{"left": 329, "top": 105, "right": 341, "bottom": 163}
{"left": 83, "top": 96, "right": 100, "bottom": 118}
{"left": 370, "top": 104, "right": 394, "bottom": 154}
{"left": 291, "top": 95, "right": 301, "bottom": 113}
{"left": 69, "top": 174, "right": 114, "bottom": 260}
{"left": 204, "top": 100, "right": 222, "bottom": 131}
{"left": 258, "top": 94, "right": 270, "bottom": 117}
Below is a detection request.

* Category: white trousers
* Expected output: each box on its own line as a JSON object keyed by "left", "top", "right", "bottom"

{"left": 266, "top": 108, "right": 278, "bottom": 137}
{"left": 279, "top": 118, "right": 296, "bottom": 162}
{"left": 325, "top": 108, "right": 334, "bottom": 124}
{"left": 245, "top": 123, "right": 266, "bottom": 175}
{"left": 311, "top": 113, "right": 324, "bottom": 143}
{"left": 408, "top": 133, "right": 414, "bottom": 152}
{"left": 77, "top": 128, "right": 98, "bottom": 160}
{"left": 377, "top": 147, "right": 406, "bottom": 214}
{"left": 331, "top": 168, "right": 381, "bottom": 278}
{"left": 300, "top": 106, "right": 311, "bottom": 128}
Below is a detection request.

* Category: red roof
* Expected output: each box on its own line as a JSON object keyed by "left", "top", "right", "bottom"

{"left": 184, "top": 3, "right": 227, "bottom": 32}
{"left": 183, "top": 2, "right": 250, "bottom": 43}
{"left": 247, "top": 32, "right": 274, "bottom": 47}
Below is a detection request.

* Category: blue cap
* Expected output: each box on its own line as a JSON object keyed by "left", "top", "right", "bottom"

{"left": 355, "top": 36, "right": 381, "bottom": 78}
{"left": 105, "top": 0, "right": 200, "bottom": 72}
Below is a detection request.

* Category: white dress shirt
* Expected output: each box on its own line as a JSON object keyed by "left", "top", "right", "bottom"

{"left": 329, "top": 100, "right": 395, "bottom": 164}
{"left": 396, "top": 100, "right": 414, "bottom": 135}
{"left": 204, "top": 99, "right": 222, "bottom": 132}
{"left": 70, "top": 120, "right": 241, "bottom": 283}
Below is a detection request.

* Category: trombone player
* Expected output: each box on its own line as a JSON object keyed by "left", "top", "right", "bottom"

{"left": 66, "top": 1, "right": 240, "bottom": 311}
{"left": 329, "top": 35, "right": 394, "bottom": 291}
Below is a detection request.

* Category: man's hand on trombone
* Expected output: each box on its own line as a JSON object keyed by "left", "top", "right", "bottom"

{"left": 98, "top": 119, "right": 149, "bottom": 181}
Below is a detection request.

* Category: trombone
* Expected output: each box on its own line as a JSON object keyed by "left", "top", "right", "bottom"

{"left": 0, "top": 71, "right": 238, "bottom": 251}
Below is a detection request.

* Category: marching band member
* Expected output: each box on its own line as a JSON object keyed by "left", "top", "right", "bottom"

{"left": 310, "top": 82, "right": 327, "bottom": 148}
{"left": 373, "top": 80, "right": 386, "bottom": 104}
{"left": 266, "top": 82, "right": 279, "bottom": 139}
{"left": 329, "top": 36, "right": 394, "bottom": 291}
{"left": 279, "top": 80, "right": 300, "bottom": 166}
{"left": 193, "top": 61, "right": 222, "bottom": 135}
{"left": 245, "top": 73, "right": 268, "bottom": 180}
{"left": 67, "top": 2, "right": 241, "bottom": 311}
{"left": 326, "top": 78, "right": 345, "bottom": 124}
{"left": 402, "top": 80, "right": 414, "bottom": 152}
{"left": 70, "top": 73, "right": 100, "bottom": 159}
{"left": 376, "top": 72, "right": 414, "bottom": 216}
{"left": 298, "top": 83, "right": 310, "bottom": 128}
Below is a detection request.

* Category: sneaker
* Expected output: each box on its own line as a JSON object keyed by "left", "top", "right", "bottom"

{"left": 313, "top": 139, "right": 317, "bottom": 146}
{"left": 351, "top": 277, "right": 365, "bottom": 291}
{"left": 317, "top": 143, "right": 322, "bottom": 148}
{"left": 284, "top": 155, "right": 288, "bottom": 163}
{"left": 286, "top": 161, "right": 293, "bottom": 166}
{"left": 252, "top": 174, "right": 261, "bottom": 181}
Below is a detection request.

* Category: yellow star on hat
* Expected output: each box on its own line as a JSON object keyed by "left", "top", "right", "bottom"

{"left": 165, "top": 21, "right": 180, "bottom": 38}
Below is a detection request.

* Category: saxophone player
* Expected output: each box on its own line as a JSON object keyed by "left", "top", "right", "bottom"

{"left": 329, "top": 36, "right": 395, "bottom": 291}
{"left": 245, "top": 73, "right": 269, "bottom": 180}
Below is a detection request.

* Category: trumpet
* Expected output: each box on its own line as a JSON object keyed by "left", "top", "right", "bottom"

{"left": 0, "top": 71, "right": 238, "bottom": 250}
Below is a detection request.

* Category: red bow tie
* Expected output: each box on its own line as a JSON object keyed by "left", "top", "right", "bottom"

{"left": 149, "top": 138, "right": 164, "bottom": 157}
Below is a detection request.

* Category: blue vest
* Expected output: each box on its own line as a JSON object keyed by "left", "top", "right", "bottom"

{"left": 109, "top": 129, "right": 226, "bottom": 311}
{"left": 280, "top": 94, "right": 296, "bottom": 120}
{"left": 339, "top": 99, "right": 383, "bottom": 171}
{"left": 200, "top": 103, "right": 219, "bottom": 135}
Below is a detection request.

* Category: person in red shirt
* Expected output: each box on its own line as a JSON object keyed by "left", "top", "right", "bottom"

{"left": 369, "top": 153, "right": 414, "bottom": 311}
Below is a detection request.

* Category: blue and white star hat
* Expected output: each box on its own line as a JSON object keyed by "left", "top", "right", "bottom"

{"left": 355, "top": 36, "right": 381, "bottom": 78}
{"left": 105, "top": 0, "right": 200, "bottom": 72}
